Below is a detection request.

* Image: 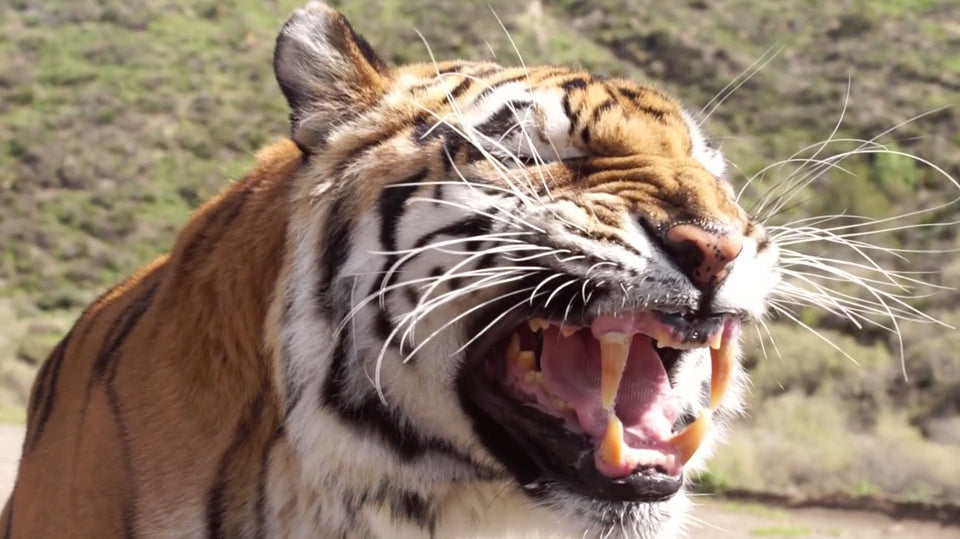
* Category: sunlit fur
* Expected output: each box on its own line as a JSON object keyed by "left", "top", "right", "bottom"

{"left": 4, "top": 3, "right": 955, "bottom": 539}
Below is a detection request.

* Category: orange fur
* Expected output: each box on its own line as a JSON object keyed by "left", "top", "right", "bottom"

{"left": 3, "top": 140, "right": 301, "bottom": 537}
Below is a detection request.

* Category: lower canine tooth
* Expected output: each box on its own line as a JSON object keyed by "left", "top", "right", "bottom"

{"left": 668, "top": 409, "right": 711, "bottom": 465}
{"left": 597, "top": 415, "right": 626, "bottom": 467}
{"left": 709, "top": 336, "right": 735, "bottom": 410}
{"left": 599, "top": 332, "right": 630, "bottom": 410}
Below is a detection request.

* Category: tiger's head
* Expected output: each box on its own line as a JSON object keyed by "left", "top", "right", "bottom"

{"left": 273, "top": 3, "right": 779, "bottom": 537}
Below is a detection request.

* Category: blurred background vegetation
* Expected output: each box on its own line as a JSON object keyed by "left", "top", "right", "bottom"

{"left": 0, "top": 0, "right": 957, "bottom": 504}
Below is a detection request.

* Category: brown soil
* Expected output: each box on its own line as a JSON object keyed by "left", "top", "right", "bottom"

{"left": 689, "top": 496, "right": 960, "bottom": 539}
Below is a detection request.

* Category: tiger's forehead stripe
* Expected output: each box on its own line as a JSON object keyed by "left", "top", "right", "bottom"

{"left": 298, "top": 59, "right": 730, "bottom": 254}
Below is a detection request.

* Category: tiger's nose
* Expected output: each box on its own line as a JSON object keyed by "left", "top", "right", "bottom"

{"left": 663, "top": 223, "right": 744, "bottom": 287}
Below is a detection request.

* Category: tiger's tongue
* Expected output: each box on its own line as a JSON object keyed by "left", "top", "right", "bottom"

{"left": 539, "top": 327, "right": 680, "bottom": 475}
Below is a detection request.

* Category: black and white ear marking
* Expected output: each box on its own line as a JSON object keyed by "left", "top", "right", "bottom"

{"left": 273, "top": 1, "right": 388, "bottom": 150}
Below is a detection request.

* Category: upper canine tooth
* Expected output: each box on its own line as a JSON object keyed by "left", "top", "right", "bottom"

{"left": 528, "top": 318, "right": 550, "bottom": 332}
{"left": 709, "top": 335, "right": 735, "bottom": 410}
{"left": 668, "top": 409, "right": 711, "bottom": 465}
{"left": 599, "top": 332, "right": 630, "bottom": 410}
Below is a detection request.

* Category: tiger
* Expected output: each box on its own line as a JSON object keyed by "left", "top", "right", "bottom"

{"left": 2, "top": 2, "right": 783, "bottom": 538}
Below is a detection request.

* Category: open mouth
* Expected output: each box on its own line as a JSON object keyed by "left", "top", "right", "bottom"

{"left": 458, "top": 309, "right": 740, "bottom": 502}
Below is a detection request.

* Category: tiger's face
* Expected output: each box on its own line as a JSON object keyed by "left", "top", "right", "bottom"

{"left": 275, "top": 3, "right": 779, "bottom": 536}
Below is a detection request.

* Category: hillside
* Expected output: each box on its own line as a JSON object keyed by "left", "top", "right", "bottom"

{"left": 0, "top": 0, "right": 958, "bottom": 503}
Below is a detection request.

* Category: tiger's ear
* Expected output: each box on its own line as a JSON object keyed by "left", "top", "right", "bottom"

{"left": 273, "top": 2, "right": 388, "bottom": 151}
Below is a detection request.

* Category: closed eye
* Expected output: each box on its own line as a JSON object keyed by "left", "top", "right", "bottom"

{"left": 491, "top": 152, "right": 546, "bottom": 168}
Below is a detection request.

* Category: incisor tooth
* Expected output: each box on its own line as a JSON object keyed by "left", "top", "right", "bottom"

{"left": 560, "top": 325, "right": 580, "bottom": 337}
{"left": 516, "top": 351, "right": 536, "bottom": 371}
{"left": 709, "top": 331, "right": 723, "bottom": 350}
{"left": 528, "top": 318, "right": 550, "bottom": 332}
{"left": 668, "top": 409, "right": 711, "bottom": 465}
{"left": 524, "top": 370, "right": 545, "bottom": 387}
{"left": 599, "top": 332, "right": 630, "bottom": 410}
{"left": 709, "top": 336, "right": 735, "bottom": 410}
{"left": 597, "top": 415, "right": 626, "bottom": 467}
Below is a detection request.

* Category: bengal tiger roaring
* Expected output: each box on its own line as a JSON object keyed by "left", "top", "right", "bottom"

{"left": 3, "top": 3, "right": 785, "bottom": 538}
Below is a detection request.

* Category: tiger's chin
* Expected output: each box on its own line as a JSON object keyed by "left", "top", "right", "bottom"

{"left": 457, "top": 307, "right": 742, "bottom": 533}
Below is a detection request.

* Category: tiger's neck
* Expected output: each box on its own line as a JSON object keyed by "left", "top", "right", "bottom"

{"left": 158, "top": 138, "right": 303, "bottom": 402}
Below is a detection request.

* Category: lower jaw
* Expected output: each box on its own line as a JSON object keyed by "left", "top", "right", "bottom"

{"left": 458, "top": 362, "right": 684, "bottom": 503}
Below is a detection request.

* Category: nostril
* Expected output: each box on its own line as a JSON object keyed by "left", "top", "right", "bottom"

{"left": 664, "top": 223, "right": 744, "bottom": 287}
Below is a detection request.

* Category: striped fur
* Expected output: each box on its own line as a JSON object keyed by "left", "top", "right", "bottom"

{"left": 3, "top": 3, "right": 780, "bottom": 538}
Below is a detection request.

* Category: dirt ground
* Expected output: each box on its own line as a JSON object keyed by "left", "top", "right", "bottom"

{"left": 688, "top": 497, "right": 960, "bottom": 538}
{"left": 0, "top": 423, "right": 955, "bottom": 538}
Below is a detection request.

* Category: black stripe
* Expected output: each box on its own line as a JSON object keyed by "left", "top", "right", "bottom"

{"left": 206, "top": 387, "right": 274, "bottom": 539}
{"left": 444, "top": 66, "right": 502, "bottom": 104}
{"left": 321, "top": 331, "right": 489, "bottom": 471}
{"left": 369, "top": 484, "right": 435, "bottom": 534}
{"left": 430, "top": 181, "right": 444, "bottom": 204}
{"left": 562, "top": 94, "right": 578, "bottom": 135}
{"left": 282, "top": 297, "right": 305, "bottom": 418}
{"left": 473, "top": 74, "right": 529, "bottom": 103}
{"left": 343, "top": 18, "right": 387, "bottom": 73}
{"left": 369, "top": 170, "right": 429, "bottom": 344}
{"left": 617, "top": 86, "right": 639, "bottom": 101}
{"left": 379, "top": 170, "right": 428, "bottom": 252}
{"left": 635, "top": 103, "right": 669, "bottom": 122}
{"left": 25, "top": 333, "right": 70, "bottom": 451}
{"left": 590, "top": 98, "right": 616, "bottom": 123}
{"left": 99, "top": 282, "right": 159, "bottom": 539}
{"left": 369, "top": 212, "right": 493, "bottom": 345}
{"left": 412, "top": 214, "right": 492, "bottom": 250}
{"left": 253, "top": 427, "right": 282, "bottom": 539}
{"left": 315, "top": 192, "right": 354, "bottom": 316}
{"left": 331, "top": 120, "right": 419, "bottom": 179}
{"left": 475, "top": 100, "right": 531, "bottom": 138}
{"left": 446, "top": 78, "right": 472, "bottom": 100}
{"left": 284, "top": 369, "right": 304, "bottom": 417}
{"left": 76, "top": 271, "right": 136, "bottom": 345}
{"left": 179, "top": 182, "right": 254, "bottom": 270}
{"left": 373, "top": 306, "right": 395, "bottom": 344}
{"left": 27, "top": 342, "right": 56, "bottom": 417}
{"left": 394, "top": 491, "right": 434, "bottom": 533}
{"left": 561, "top": 78, "right": 589, "bottom": 138}
{"left": 560, "top": 77, "right": 588, "bottom": 93}
{"left": 70, "top": 278, "right": 157, "bottom": 467}
{"left": 413, "top": 119, "right": 486, "bottom": 165}
{"left": 436, "top": 62, "right": 466, "bottom": 75}
{"left": 206, "top": 483, "right": 225, "bottom": 539}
